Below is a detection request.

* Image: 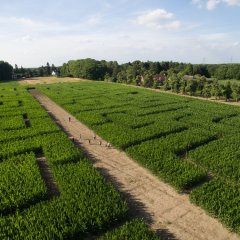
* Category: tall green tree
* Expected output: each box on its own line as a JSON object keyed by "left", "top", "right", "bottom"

{"left": 183, "top": 63, "right": 193, "bottom": 76}
{"left": 231, "top": 83, "right": 240, "bottom": 102}
{"left": 168, "top": 74, "right": 180, "bottom": 93}
{"left": 186, "top": 80, "right": 197, "bottom": 96}
{"left": 143, "top": 73, "right": 154, "bottom": 87}
{"left": 180, "top": 79, "right": 187, "bottom": 94}
{"left": 222, "top": 81, "right": 232, "bottom": 101}
{"left": 46, "top": 62, "right": 51, "bottom": 76}
{"left": 215, "top": 65, "right": 227, "bottom": 80}
{"left": 0, "top": 61, "right": 13, "bottom": 81}
{"left": 211, "top": 80, "right": 222, "bottom": 99}
{"left": 196, "top": 75, "right": 206, "bottom": 94}
{"left": 202, "top": 83, "right": 211, "bottom": 99}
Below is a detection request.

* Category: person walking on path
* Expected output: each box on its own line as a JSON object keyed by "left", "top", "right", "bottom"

{"left": 68, "top": 117, "right": 71, "bottom": 122}
{"left": 106, "top": 142, "right": 111, "bottom": 148}
{"left": 93, "top": 133, "right": 96, "bottom": 140}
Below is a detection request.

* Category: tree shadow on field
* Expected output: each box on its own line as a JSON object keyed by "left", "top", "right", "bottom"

{"left": 0, "top": 194, "right": 49, "bottom": 217}
{"left": 155, "top": 228, "right": 177, "bottom": 240}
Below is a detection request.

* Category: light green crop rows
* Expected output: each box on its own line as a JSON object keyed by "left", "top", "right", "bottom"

{"left": 0, "top": 83, "right": 137, "bottom": 239}
{"left": 38, "top": 81, "right": 240, "bottom": 234}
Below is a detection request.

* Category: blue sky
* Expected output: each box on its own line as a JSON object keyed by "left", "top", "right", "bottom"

{"left": 0, "top": 0, "right": 240, "bottom": 67}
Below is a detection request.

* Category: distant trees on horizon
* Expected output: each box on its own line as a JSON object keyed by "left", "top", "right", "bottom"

{"left": 12, "top": 62, "right": 59, "bottom": 79}
{"left": 1, "top": 57, "right": 240, "bottom": 101}
{"left": 60, "top": 58, "right": 240, "bottom": 82}
{"left": 59, "top": 58, "right": 240, "bottom": 101}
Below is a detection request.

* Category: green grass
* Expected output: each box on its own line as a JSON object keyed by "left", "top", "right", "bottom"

{"left": 98, "top": 219, "right": 161, "bottom": 240}
{"left": 219, "top": 79, "right": 240, "bottom": 85}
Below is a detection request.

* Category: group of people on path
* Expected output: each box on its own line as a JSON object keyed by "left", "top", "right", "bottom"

{"left": 68, "top": 116, "right": 111, "bottom": 148}
{"left": 81, "top": 132, "right": 111, "bottom": 148}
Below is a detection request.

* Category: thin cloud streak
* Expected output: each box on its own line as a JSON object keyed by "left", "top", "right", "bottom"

{"left": 192, "top": 0, "right": 240, "bottom": 9}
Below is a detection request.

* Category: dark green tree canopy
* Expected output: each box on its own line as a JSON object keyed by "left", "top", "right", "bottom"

{"left": 0, "top": 61, "right": 13, "bottom": 81}
{"left": 61, "top": 58, "right": 107, "bottom": 80}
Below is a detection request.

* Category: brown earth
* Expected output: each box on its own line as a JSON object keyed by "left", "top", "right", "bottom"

{"left": 30, "top": 89, "right": 239, "bottom": 240}
{"left": 19, "top": 76, "right": 86, "bottom": 85}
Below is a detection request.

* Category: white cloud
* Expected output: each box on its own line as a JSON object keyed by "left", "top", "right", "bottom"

{"left": 20, "top": 35, "right": 33, "bottom": 42}
{"left": 192, "top": 0, "right": 204, "bottom": 8}
{"left": 0, "top": 15, "right": 104, "bottom": 39}
{"left": 0, "top": 16, "right": 56, "bottom": 33}
{"left": 192, "top": 0, "right": 240, "bottom": 9}
{"left": 86, "top": 15, "right": 102, "bottom": 26}
{"left": 136, "top": 9, "right": 181, "bottom": 30}
{"left": 206, "top": 0, "right": 221, "bottom": 10}
{"left": 204, "top": 32, "right": 228, "bottom": 38}
{"left": 0, "top": 16, "right": 35, "bottom": 27}
{"left": 223, "top": 0, "right": 240, "bottom": 5}
{"left": 0, "top": 6, "right": 239, "bottom": 67}
{"left": 1, "top": 29, "right": 240, "bottom": 67}
{"left": 164, "top": 21, "right": 182, "bottom": 30}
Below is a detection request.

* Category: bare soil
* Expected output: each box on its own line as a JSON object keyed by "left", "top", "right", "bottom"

{"left": 30, "top": 89, "right": 239, "bottom": 240}
{"left": 19, "top": 76, "right": 86, "bottom": 85}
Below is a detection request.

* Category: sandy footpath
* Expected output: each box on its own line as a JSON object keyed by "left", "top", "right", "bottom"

{"left": 30, "top": 89, "right": 239, "bottom": 240}
{"left": 19, "top": 76, "right": 86, "bottom": 85}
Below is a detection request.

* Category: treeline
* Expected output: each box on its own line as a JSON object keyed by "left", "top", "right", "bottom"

{"left": 60, "top": 58, "right": 240, "bottom": 82}
{"left": 13, "top": 62, "right": 59, "bottom": 79}
{"left": 59, "top": 58, "right": 240, "bottom": 101}
{"left": 1, "top": 58, "right": 240, "bottom": 84}
{"left": 163, "top": 75, "right": 240, "bottom": 101}
{"left": 0, "top": 61, "right": 60, "bottom": 82}
{"left": 61, "top": 59, "right": 109, "bottom": 80}
{"left": 0, "top": 61, "right": 13, "bottom": 81}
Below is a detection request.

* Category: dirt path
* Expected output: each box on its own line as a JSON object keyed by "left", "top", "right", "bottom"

{"left": 19, "top": 76, "right": 86, "bottom": 85}
{"left": 30, "top": 89, "right": 239, "bottom": 240}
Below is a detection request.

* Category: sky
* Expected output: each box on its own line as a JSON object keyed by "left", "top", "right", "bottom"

{"left": 0, "top": 0, "right": 240, "bottom": 67}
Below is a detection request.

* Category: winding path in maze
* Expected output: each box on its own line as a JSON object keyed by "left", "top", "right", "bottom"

{"left": 30, "top": 89, "right": 239, "bottom": 240}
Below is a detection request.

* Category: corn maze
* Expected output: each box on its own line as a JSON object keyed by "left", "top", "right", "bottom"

{"left": 0, "top": 82, "right": 160, "bottom": 239}
{"left": 38, "top": 81, "right": 240, "bottom": 234}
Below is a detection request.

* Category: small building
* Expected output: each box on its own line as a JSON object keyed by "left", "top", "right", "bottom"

{"left": 51, "top": 70, "right": 60, "bottom": 77}
{"left": 52, "top": 70, "right": 56, "bottom": 76}
{"left": 153, "top": 73, "right": 167, "bottom": 82}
